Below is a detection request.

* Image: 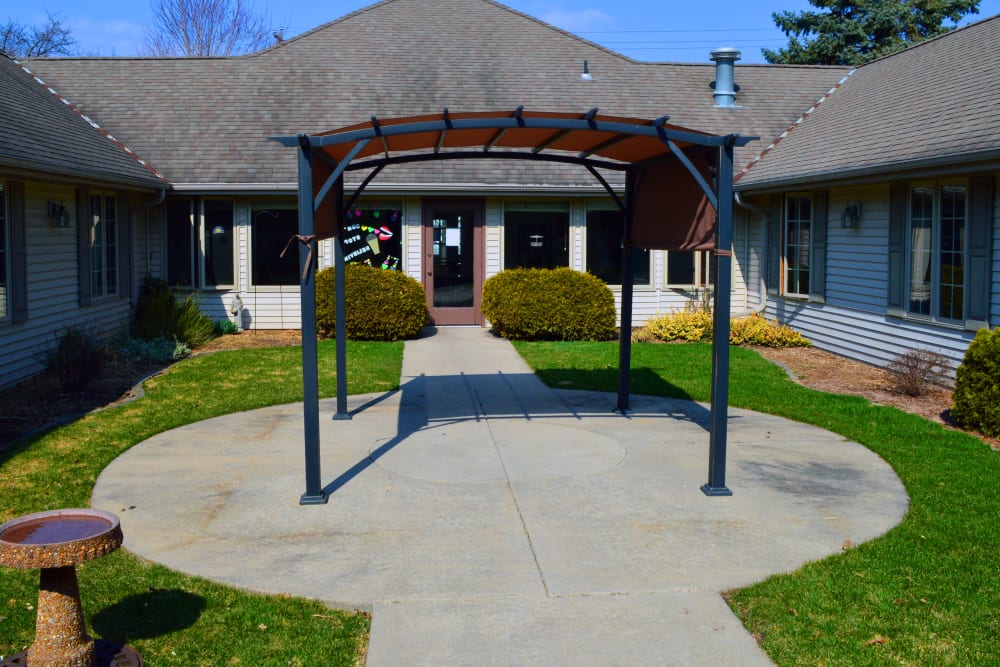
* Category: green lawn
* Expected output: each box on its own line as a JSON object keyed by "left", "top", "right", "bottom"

{"left": 515, "top": 341, "right": 1000, "bottom": 666}
{"left": 0, "top": 340, "right": 402, "bottom": 666}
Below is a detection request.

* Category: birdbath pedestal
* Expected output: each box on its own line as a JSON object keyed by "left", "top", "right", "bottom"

{"left": 0, "top": 509, "right": 143, "bottom": 667}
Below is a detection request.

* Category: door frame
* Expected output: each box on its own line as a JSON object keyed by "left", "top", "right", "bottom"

{"left": 421, "top": 198, "right": 486, "bottom": 326}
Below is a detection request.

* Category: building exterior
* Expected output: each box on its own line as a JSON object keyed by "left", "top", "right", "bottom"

{"left": 2, "top": 0, "right": 996, "bottom": 388}
{"left": 0, "top": 53, "right": 167, "bottom": 387}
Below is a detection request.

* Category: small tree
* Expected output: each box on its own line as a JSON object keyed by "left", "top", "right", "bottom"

{"left": 1, "top": 14, "right": 75, "bottom": 57}
{"left": 143, "top": 0, "right": 272, "bottom": 56}
{"left": 764, "top": 0, "right": 981, "bottom": 65}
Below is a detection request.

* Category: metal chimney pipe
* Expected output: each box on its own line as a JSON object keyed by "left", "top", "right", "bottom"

{"left": 710, "top": 47, "right": 741, "bottom": 108}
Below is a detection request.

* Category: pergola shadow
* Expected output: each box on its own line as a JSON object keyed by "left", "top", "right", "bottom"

{"left": 323, "top": 369, "right": 714, "bottom": 496}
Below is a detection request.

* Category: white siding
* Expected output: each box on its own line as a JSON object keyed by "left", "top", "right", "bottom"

{"left": 0, "top": 181, "right": 137, "bottom": 388}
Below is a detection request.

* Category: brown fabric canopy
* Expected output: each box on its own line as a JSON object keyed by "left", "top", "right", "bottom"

{"left": 296, "top": 109, "right": 722, "bottom": 249}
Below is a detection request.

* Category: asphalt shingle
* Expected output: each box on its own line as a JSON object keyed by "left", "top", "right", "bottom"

{"left": 737, "top": 14, "right": 1000, "bottom": 189}
{"left": 25, "top": 0, "right": 847, "bottom": 189}
{"left": 0, "top": 53, "right": 166, "bottom": 189}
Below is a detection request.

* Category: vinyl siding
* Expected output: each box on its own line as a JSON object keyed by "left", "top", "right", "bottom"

{"left": 0, "top": 180, "right": 137, "bottom": 388}
{"left": 763, "top": 182, "right": 991, "bottom": 378}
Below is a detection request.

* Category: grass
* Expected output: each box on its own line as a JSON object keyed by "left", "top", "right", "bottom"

{"left": 515, "top": 340, "right": 1000, "bottom": 666}
{"left": 1, "top": 340, "right": 402, "bottom": 666}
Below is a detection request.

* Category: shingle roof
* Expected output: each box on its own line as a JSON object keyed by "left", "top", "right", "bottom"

{"left": 0, "top": 53, "right": 166, "bottom": 189}
{"left": 25, "top": 0, "right": 846, "bottom": 190}
{"left": 737, "top": 14, "right": 1000, "bottom": 189}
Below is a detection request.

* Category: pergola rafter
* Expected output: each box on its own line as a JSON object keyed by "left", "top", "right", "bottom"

{"left": 272, "top": 107, "right": 755, "bottom": 505}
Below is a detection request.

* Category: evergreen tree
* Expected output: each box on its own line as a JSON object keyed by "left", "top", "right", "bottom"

{"left": 764, "top": 0, "right": 981, "bottom": 65}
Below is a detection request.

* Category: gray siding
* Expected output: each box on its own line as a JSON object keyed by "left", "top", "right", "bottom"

{"left": 993, "top": 185, "right": 1000, "bottom": 326}
{"left": 0, "top": 180, "right": 138, "bottom": 388}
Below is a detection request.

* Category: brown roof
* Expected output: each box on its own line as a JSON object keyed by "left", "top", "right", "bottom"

{"left": 0, "top": 54, "right": 166, "bottom": 189}
{"left": 25, "top": 0, "right": 846, "bottom": 190}
{"left": 737, "top": 13, "right": 1000, "bottom": 189}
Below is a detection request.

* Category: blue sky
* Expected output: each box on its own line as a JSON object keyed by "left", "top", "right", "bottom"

{"left": 14, "top": 0, "right": 1000, "bottom": 62}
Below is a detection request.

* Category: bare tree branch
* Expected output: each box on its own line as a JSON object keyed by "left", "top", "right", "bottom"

{"left": 143, "top": 0, "right": 272, "bottom": 56}
{"left": 1, "top": 13, "right": 76, "bottom": 57}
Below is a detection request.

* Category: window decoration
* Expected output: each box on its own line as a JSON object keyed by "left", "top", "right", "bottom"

{"left": 203, "top": 200, "right": 234, "bottom": 287}
{"left": 341, "top": 206, "right": 402, "bottom": 271}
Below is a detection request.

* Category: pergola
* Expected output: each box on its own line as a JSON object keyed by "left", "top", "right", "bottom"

{"left": 273, "top": 108, "right": 754, "bottom": 505}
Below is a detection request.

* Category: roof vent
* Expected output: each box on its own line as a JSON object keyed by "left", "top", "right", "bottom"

{"left": 581, "top": 60, "right": 593, "bottom": 81}
{"left": 710, "top": 47, "right": 741, "bottom": 108}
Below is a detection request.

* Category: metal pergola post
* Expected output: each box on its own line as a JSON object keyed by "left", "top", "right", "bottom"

{"left": 616, "top": 169, "right": 639, "bottom": 413}
{"left": 295, "top": 137, "right": 328, "bottom": 505}
{"left": 702, "top": 140, "right": 736, "bottom": 497}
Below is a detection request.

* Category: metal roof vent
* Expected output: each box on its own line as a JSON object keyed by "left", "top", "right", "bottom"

{"left": 710, "top": 47, "right": 742, "bottom": 108}
{"left": 581, "top": 60, "right": 593, "bottom": 81}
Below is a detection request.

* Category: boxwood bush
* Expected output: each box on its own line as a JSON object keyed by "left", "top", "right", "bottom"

{"left": 481, "top": 267, "right": 616, "bottom": 341}
{"left": 951, "top": 327, "right": 1000, "bottom": 436}
{"left": 316, "top": 263, "right": 428, "bottom": 341}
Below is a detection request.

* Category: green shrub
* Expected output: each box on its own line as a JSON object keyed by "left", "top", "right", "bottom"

{"left": 215, "top": 319, "right": 239, "bottom": 335}
{"left": 640, "top": 306, "right": 713, "bottom": 343}
{"left": 638, "top": 311, "right": 810, "bottom": 347}
{"left": 481, "top": 267, "right": 616, "bottom": 341}
{"left": 728, "top": 313, "right": 811, "bottom": 347}
{"left": 315, "top": 263, "right": 428, "bottom": 341}
{"left": 39, "top": 327, "right": 110, "bottom": 392}
{"left": 112, "top": 334, "right": 190, "bottom": 363}
{"left": 951, "top": 327, "right": 1000, "bottom": 436}
{"left": 175, "top": 294, "right": 216, "bottom": 347}
{"left": 132, "top": 276, "right": 177, "bottom": 340}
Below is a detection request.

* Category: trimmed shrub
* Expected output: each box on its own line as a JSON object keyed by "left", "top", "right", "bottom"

{"left": 481, "top": 267, "right": 616, "bottom": 341}
{"left": 728, "top": 313, "right": 811, "bottom": 347}
{"left": 39, "top": 327, "right": 110, "bottom": 393}
{"left": 951, "top": 327, "right": 1000, "bottom": 436}
{"left": 886, "top": 348, "right": 950, "bottom": 397}
{"left": 637, "top": 311, "right": 810, "bottom": 347}
{"left": 315, "top": 263, "right": 428, "bottom": 341}
{"left": 640, "top": 305, "right": 713, "bottom": 343}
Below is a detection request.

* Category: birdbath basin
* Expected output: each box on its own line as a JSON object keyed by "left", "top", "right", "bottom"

{"left": 0, "top": 509, "right": 142, "bottom": 667}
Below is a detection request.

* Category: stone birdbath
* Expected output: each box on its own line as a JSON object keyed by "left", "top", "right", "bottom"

{"left": 0, "top": 509, "right": 142, "bottom": 667}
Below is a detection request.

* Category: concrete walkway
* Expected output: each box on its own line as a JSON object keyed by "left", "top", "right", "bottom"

{"left": 92, "top": 327, "right": 908, "bottom": 666}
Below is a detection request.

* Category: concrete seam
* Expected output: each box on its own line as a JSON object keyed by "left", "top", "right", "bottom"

{"left": 475, "top": 388, "right": 552, "bottom": 598}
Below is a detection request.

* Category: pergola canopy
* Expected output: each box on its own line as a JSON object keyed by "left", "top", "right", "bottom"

{"left": 275, "top": 108, "right": 752, "bottom": 251}
{"left": 272, "top": 108, "right": 755, "bottom": 505}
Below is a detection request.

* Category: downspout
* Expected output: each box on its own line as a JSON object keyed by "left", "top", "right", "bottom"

{"left": 734, "top": 191, "right": 768, "bottom": 315}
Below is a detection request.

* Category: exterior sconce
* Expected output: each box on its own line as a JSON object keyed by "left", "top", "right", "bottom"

{"left": 529, "top": 234, "right": 544, "bottom": 248}
{"left": 841, "top": 202, "right": 861, "bottom": 228}
{"left": 47, "top": 200, "right": 70, "bottom": 227}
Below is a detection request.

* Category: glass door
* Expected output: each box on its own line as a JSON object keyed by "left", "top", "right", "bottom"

{"left": 422, "top": 200, "right": 484, "bottom": 325}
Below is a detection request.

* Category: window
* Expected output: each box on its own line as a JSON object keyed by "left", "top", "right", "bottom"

{"left": 504, "top": 205, "right": 569, "bottom": 269}
{"left": 586, "top": 209, "right": 650, "bottom": 286}
{"left": 89, "top": 193, "right": 118, "bottom": 298}
{"left": 665, "top": 251, "right": 713, "bottom": 287}
{"left": 908, "top": 183, "right": 966, "bottom": 321}
{"left": 341, "top": 203, "right": 402, "bottom": 270}
{"left": 252, "top": 203, "right": 299, "bottom": 285}
{"left": 0, "top": 184, "right": 7, "bottom": 320}
{"left": 203, "top": 200, "right": 234, "bottom": 287}
{"left": 784, "top": 195, "right": 811, "bottom": 297}
{"left": 166, "top": 199, "right": 194, "bottom": 287}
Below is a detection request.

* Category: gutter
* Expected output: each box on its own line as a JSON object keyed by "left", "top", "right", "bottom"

{"left": 737, "top": 148, "right": 1000, "bottom": 194}
{"left": 734, "top": 191, "right": 768, "bottom": 315}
